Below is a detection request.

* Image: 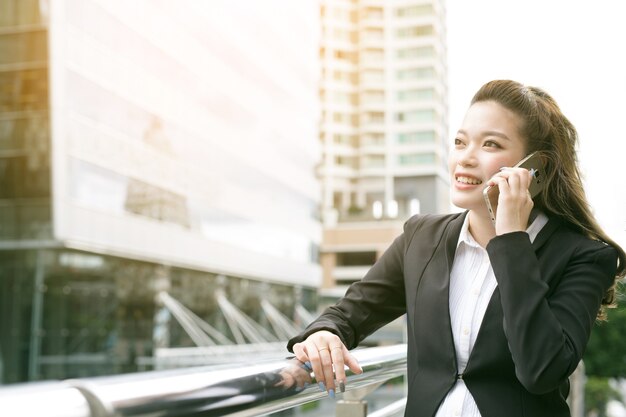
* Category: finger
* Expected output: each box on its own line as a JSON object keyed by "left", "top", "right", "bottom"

{"left": 306, "top": 343, "right": 329, "bottom": 393}
{"left": 512, "top": 169, "right": 532, "bottom": 196}
{"left": 521, "top": 168, "right": 533, "bottom": 191}
{"left": 317, "top": 346, "right": 336, "bottom": 395}
{"left": 487, "top": 166, "right": 516, "bottom": 186}
{"left": 329, "top": 345, "right": 347, "bottom": 392}
{"left": 506, "top": 171, "right": 521, "bottom": 195}
{"left": 333, "top": 345, "right": 363, "bottom": 393}
{"left": 342, "top": 345, "right": 363, "bottom": 375}
{"left": 292, "top": 342, "right": 309, "bottom": 365}
{"left": 493, "top": 176, "right": 509, "bottom": 197}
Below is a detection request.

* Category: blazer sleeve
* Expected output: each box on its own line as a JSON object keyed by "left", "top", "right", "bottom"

{"left": 286, "top": 216, "right": 418, "bottom": 352}
{"left": 486, "top": 230, "right": 617, "bottom": 394}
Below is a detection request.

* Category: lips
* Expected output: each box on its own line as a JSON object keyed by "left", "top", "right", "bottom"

{"left": 455, "top": 176, "right": 483, "bottom": 185}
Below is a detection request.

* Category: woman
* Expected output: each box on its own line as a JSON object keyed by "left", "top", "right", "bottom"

{"left": 287, "top": 80, "right": 625, "bottom": 416}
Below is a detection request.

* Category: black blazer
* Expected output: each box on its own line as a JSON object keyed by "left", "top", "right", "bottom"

{"left": 288, "top": 212, "right": 617, "bottom": 417}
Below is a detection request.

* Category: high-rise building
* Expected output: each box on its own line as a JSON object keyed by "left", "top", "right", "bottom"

{"left": 0, "top": 0, "right": 320, "bottom": 383}
{"left": 318, "top": 0, "right": 449, "bottom": 295}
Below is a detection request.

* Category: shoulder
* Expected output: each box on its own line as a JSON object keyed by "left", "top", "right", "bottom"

{"left": 401, "top": 211, "right": 466, "bottom": 247}
{"left": 548, "top": 220, "right": 618, "bottom": 277}
{"left": 404, "top": 211, "right": 467, "bottom": 235}
{"left": 404, "top": 211, "right": 466, "bottom": 232}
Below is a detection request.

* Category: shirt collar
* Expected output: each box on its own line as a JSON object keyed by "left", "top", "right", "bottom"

{"left": 457, "top": 214, "right": 478, "bottom": 249}
{"left": 457, "top": 210, "right": 549, "bottom": 249}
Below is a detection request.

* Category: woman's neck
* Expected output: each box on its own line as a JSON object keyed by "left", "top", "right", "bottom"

{"left": 468, "top": 210, "right": 496, "bottom": 248}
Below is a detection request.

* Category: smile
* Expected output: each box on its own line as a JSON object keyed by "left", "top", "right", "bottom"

{"left": 456, "top": 176, "right": 482, "bottom": 185}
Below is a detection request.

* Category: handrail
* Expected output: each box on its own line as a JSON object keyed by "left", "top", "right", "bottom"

{"left": 0, "top": 344, "right": 407, "bottom": 417}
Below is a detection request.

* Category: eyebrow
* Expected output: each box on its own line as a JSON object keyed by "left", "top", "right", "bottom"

{"left": 457, "top": 129, "right": 511, "bottom": 141}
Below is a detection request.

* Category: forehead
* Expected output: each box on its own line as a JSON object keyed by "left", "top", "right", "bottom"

{"left": 460, "top": 100, "right": 525, "bottom": 140}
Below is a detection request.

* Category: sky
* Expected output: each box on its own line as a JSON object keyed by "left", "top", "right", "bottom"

{"left": 446, "top": 0, "right": 626, "bottom": 249}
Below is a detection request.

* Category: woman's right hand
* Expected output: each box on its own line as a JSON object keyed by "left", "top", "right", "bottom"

{"left": 292, "top": 330, "right": 363, "bottom": 397}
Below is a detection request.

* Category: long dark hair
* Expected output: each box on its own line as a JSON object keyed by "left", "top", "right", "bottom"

{"left": 472, "top": 79, "right": 625, "bottom": 319}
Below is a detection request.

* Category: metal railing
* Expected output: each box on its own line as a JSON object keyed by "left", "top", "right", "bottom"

{"left": 0, "top": 344, "right": 407, "bottom": 417}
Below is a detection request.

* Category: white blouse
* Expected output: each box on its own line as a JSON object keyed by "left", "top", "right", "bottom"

{"left": 434, "top": 213, "right": 548, "bottom": 417}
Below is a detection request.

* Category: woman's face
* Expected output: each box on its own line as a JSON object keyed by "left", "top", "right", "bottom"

{"left": 448, "top": 100, "right": 528, "bottom": 212}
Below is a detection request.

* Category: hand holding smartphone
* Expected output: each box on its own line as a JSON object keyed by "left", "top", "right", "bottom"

{"left": 483, "top": 152, "right": 545, "bottom": 226}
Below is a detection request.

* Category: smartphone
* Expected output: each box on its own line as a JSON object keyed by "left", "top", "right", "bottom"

{"left": 482, "top": 152, "right": 545, "bottom": 226}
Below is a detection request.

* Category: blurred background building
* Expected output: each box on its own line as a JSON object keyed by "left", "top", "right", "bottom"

{"left": 0, "top": 0, "right": 449, "bottom": 384}
{"left": 317, "top": 0, "right": 449, "bottom": 302}
{"left": 0, "top": 0, "right": 321, "bottom": 383}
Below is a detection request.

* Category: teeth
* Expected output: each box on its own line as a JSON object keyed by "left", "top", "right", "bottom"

{"left": 456, "top": 176, "right": 482, "bottom": 185}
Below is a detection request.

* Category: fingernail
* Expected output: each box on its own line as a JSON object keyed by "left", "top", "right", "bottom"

{"left": 304, "top": 361, "right": 312, "bottom": 371}
{"left": 318, "top": 382, "right": 326, "bottom": 392}
{"left": 339, "top": 380, "right": 345, "bottom": 393}
{"left": 328, "top": 389, "right": 335, "bottom": 399}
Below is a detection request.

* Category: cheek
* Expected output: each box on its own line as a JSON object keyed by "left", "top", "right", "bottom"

{"left": 487, "top": 155, "right": 522, "bottom": 174}
{"left": 447, "top": 151, "right": 458, "bottom": 173}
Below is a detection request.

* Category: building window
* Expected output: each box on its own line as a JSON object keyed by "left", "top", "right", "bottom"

{"left": 363, "top": 28, "right": 383, "bottom": 41}
{"left": 333, "top": 49, "right": 357, "bottom": 64}
{"left": 0, "top": 0, "right": 46, "bottom": 27}
{"left": 396, "top": 25, "right": 434, "bottom": 39}
{"left": 333, "top": 91, "right": 357, "bottom": 105}
{"left": 397, "top": 46, "right": 435, "bottom": 59}
{"left": 0, "top": 68, "right": 49, "bottom": 112}
{"left": 397, "top": 88, "right": 435, "bottom": 102}
{"left": 396, "top": 4, "right": 434, "bottom": 17}
{"left": 398, "top": 153, "right": 436, "bottom": 166}
{"left": 362, "top": 134, "right": 384, "bottom": 146}
{"left": 397, "top": 67, "right": 435, "bottom": 81}
{"left": 362, "top": 48, "right": 384, "bottom": 61}
{"left": 363, "top": 7, "right": 383, "bottom": 20}
{"left": 332, "top": 70, "right": 358, "bottom": 83}
{"left": 0, "top": 30, "right": 47, "bottom": 64}
{"left": 363, "top": 155, "right": 385, "bottom": 168}
{"left": 335, "top": 156, "right": 356, "bottom": 169}
{"left": 362, "top": 69, "right": 384, "bottom": 83}
{"left": 396, "top": 110, "right": 435, "bottom": 123}
{"left": 363, "top": 112, "right": 385, "bottom": 125}
{"left": 332, "top": 28, "right": 354, "bottom": 43}
{"left": 397, "top": 131, "right": 436, "bottom": 143}
{"left": 333, "top": 134, "right": 356, "bottom": 146}
{"left": 70, "top": 159, "right": 190, "bottom": 228}
{"left": 362, "top": 91, "right": 385, "bottom": 103}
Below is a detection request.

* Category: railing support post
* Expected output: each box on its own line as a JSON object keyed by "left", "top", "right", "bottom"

{"left": 336, "top": 380, "right": 385, "bottom": 417}
{"left": 336, "top": 399, "right": 367, "bottom": 417}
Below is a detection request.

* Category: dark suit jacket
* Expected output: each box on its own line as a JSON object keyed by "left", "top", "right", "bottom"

{"left": 287, "top": 212, "right": 617, "bottom": 417}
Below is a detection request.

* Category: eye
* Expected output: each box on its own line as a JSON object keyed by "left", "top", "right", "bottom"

{"left": 483, "top": 140, "right": 501, "bottom": 149}
{"left": 454, "top": 138, "right": 465, "bottom": 147}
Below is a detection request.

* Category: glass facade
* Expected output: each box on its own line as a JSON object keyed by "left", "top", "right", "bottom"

{"left": 0, "top": 248, "right": 316, "bottom": 383}
{"left": 49, "top": 0, "right": 321, "bottom": 284}
{"left": 0, "top": 0, "right": 322, "bottom": 385}
{"left": 0, "top": 1, "right": 51, "bottom": 242}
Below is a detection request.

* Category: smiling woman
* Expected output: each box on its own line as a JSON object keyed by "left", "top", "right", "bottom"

{"left": 448, "top": 100, "right": 527, "bottom": 222}
{"left": 287, "top": 80, "right": 626, "bottom": 417}
{"left": 446, "top": 0, "right": 626, "bottom": 252}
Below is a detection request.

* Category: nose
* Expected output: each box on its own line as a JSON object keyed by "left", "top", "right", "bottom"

{"left": 457, "top": 146, "right": 477, "bottom": 168}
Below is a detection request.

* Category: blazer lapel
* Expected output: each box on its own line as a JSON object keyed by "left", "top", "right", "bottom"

{"left": 410, "top": 212, "right": 466, "bottom": 374}
{"left": 532, "top": 216, "right": 561, "bottom": 252}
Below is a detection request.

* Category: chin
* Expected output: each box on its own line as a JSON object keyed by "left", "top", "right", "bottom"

{"left": 450, "top": 196, "right": 481, "bottom": 211}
